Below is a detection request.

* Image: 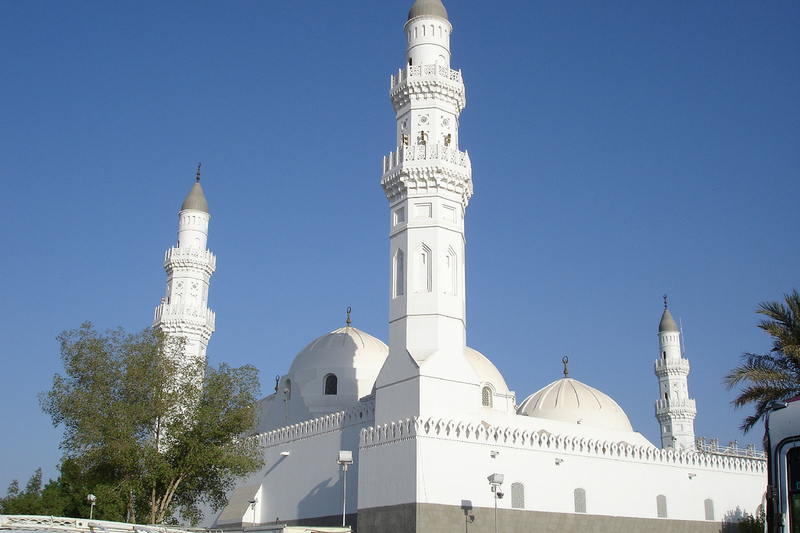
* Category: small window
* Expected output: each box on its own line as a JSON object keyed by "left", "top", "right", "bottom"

{"left": 574, "top": 488, "right": 586, "bottom": 513}
{"left": 283, "top": 379, "right": 291, "bottom": 401}
{"left": 481, "top": 386, "right": 492, "bottom": 407}
{"left": 657, "top": 494, "right": 667, "bottom": 518}
{"left": 704, "top": 499, "right": 714, "bottom": 521}
{"left": 511, "top": 482, "right": 524, "bottom": 509}
{"left": 324, "top": 374, "right": 338, "bottom": 395}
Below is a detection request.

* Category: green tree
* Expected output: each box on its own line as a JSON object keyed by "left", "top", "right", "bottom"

{"left": 0, "top": 468, "right": 69, "bottom": 516}
{"left": 725, "top": 289, "right": 800, "bottom": 432}
{"left": 39, "top": 323, "right": 264, "bottom": 525}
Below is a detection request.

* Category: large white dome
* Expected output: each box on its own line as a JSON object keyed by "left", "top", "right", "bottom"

{"left": 288, "top": 326, "right": 388, "bottom": 377}
{"left": 517, "top": 377, "right": 634, "bottom": 432}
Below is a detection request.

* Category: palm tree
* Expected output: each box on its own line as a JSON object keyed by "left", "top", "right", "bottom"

{"left": 724, "top": 289, "right": 800, "bottom": 433}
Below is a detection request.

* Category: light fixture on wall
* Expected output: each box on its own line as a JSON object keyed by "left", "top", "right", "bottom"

{"left": 490, "top": 450, "right": 499, "bottom": 458}
{"left": 338, "top": 451, "right": 354, "bottom": 527}
{"left": 688, "top": 473, "right": 697, "bottom": 479}
{"left": 555, "top": 458, "right": 564, "bottom": 465}
{"left": 280, "top": 451, "right": 290, "bottom": 457}
{"left": 488, "top": 473, "right": 504, "bottom": 533}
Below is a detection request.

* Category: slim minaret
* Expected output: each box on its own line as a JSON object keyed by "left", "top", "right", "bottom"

{"left": 375, "top": 0, "right": 480, "bottom": 423}
{"left": 153, "top": 165, "right": 216, "bottom": 368}
{"left": 654, "top": 296, "right": 696, "bottom": 450}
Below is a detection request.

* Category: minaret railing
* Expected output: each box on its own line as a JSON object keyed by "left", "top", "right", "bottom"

{"left": 383, "top": 143, "right": 471, "bottom": 174}
{"left": 391, "top": 64, "right": 463, "bottom": 88}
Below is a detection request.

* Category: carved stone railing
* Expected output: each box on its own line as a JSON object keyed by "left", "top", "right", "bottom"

{"left": 164, "top": 246, "right": 216, "bottom": 272}
{"left": 391, "top": 64, "right": 462, "bottom": 89}
{"left": 654, "top": 398, "right": 697, "bottom": 414}
{"left": 0, "top": 515, "right": 195, "bottom": 533}
{"left": 383, "top": 144, "right": 471, "bottom": 174}
{"left": 360, "top": 416, "right": 766, "bottom": 474}
{"left": 258, "top": 400, "right": 375, "bottom": 448}
{"left": 153, "top": 303, "right": 215, "bottom": 331}
{"left": 654, "top": 358, "right": 690, "bottom": 374}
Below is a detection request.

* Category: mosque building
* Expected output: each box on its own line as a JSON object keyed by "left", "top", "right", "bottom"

{"left": 154, "top": 1, "right": 766, "bottom": 531}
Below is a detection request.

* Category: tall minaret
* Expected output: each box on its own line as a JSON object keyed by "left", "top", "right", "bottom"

{"left": 153, "top": 165, "right": 216, "bottom": 368}
{"left": 375, "top": 0, "right": 480, "bottom": 423}
{"left": 654, "top": 296, "right": 696, "bottom": 450}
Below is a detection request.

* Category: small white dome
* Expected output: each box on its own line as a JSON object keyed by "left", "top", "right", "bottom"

{"left": 466, "top": 346, "right": 508, "bottom": 394}
{"left": 517, "top": 378, "right": 633, "bottom": 432}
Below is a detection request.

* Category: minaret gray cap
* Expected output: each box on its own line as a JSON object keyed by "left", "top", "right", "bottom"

{"left": 182, "top": 181, "right": 209, "bottom": 213}
{"left": 659, "top": 308, "right": 679, "bottom": 333}
{"left": 408, "top": 0, "right": 448, "bottom": 21}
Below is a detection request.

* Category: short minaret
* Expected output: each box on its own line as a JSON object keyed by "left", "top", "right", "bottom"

{"left": 654, "top": 296, "right": 697, "bottom": 450}
{"left": 375, "top": 0, "right": 480, "bottom": 423}
{"left": 153, "top": 164, "right": 216, "bottom": 368}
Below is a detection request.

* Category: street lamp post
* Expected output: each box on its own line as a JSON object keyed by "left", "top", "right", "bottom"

{"left": 87, "top": 494, "right": 96, "bottom": 520}
{"left": 487, "top": 474, "right": 504, "bottom": 533}
{"left": 338, "top": 451, "right": 354, "bottom": 527}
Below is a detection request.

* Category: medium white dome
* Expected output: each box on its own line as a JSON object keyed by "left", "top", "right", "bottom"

{"left": 517, "top": 378, "right": 634, "bottom": 432}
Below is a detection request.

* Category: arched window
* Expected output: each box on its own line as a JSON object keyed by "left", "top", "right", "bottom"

{"left": 414, "top": 244, "right": 431, "bottom": 293}
{"left": 481, "top": 386, "right": 492, "bottom": 407}
{"left": 704, "top": 499, "right": 714, "bottom": 521}
{"left": 283, "top": 379, "right": 291, "bottom": 401}
{"left": 656, "top": 494, "right": 668, "bottom": 518}
{"left": 574, "top": 488, "right": 586, "bottom": 513}
{"left": 324, "top": 374, "right": 338, "bottom": 395}
{"left": 394, "top": 249, "right": 405, "bottom": 297}
{"left": 511, "top": 482, "right": 524, "bottom": 509}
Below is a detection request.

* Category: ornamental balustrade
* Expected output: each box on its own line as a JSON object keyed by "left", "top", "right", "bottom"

{"left": 655, "top": 398, "right": 697, "bottom": 413}
{"left": 391, "top": 64, "right": 463, "bottom": 89}
{"left": 164, "top": 246, "right": 216, "bottom": 269}
{"left": 0, "top": 515, "right": 192, "bottom": 533}
{"left": 654, "top": 358, "right": 690, "bottom": 373}
{"left": 359, "top": 416, "right": 766, "bottom": 474}
{"left": 257, "top": 401, "right": 375, "bottom": 448}
{"left": 383, "top": 144, "right": 471, "bottom": 174}
{"left": 153, "top": 303, "right": 215, "bottom": 328}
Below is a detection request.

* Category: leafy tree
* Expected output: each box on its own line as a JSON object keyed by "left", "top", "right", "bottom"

{"left": 40, "top": 323, "right": 264, "bottom": 525}
{"left": 0, "top": 468, "right": 69, "bottom": 516}
{"left": 725, "top": 289, "right": 800, "bottom": 432}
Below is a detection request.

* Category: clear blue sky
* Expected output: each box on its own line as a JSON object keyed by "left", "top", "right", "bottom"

{"left": 1, "top": 0, "right": 798, "bottom": 491}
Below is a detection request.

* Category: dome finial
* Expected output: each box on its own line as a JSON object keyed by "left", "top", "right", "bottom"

{"left": 663, "top": 294, "right": 668, "bottom": 309}
{"left": 196, "top": 162, "right": 201, "bottom": 182}
{"left": 562, "top": 356, "right": 569, "bottom": 378}
{"left": 346, "top": 306, "right": 352, "bottom": 326}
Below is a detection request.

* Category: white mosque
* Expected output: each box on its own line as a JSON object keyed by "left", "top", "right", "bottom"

{"left": 154, "top": 1, "right": 766, "bottom": 531}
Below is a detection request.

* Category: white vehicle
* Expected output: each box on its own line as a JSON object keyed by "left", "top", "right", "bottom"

{"left": 766, "top": 397, "right": 800, "bottom": 533}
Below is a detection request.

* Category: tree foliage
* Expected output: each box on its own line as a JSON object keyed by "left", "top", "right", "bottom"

{"left": 39, "top": 323, "right": 264, "bottom": 525}
{"left": 725, "top": 289, "right": 800, "bottom": 432}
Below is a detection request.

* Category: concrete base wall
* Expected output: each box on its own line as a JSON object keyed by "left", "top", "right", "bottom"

{"left": 358, "top": 503, "right": 736, "bottom": 533}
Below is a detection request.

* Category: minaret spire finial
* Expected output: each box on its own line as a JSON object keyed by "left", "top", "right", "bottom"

{"left": 663, "top": 294, "right": 668, "bottom": 309}
{"left": 562, "top": 356, "right": 569, "bottom": 378}
{"left": 196, "top": 162, "right": 201, "bottom": 182}
{"left": 346, "top": 306, "right": 352, "bottom": 326}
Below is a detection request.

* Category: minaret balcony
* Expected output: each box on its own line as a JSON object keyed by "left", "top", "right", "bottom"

{"left": 383, "top": 143, "right": 471, "bottom": 174}
{"left": 382, "top": 144, "right": 473, "bottom": 205}
{"left": 163, "top": 247, "right": 217, "bottom": 273}
{"left": 391, "top": 64, "right": 462, "bottom": 89}
{"left": 390, "top": 64, "right": 466, "bottom": 111}
{"left": 654, "top": 358, "right": 690, "bottom": 375}
{"left": 153, "top": 303, "right": 215, "bottom": 332}
{"left": 655, "top": 398, "right": 697, "bottom": 416}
